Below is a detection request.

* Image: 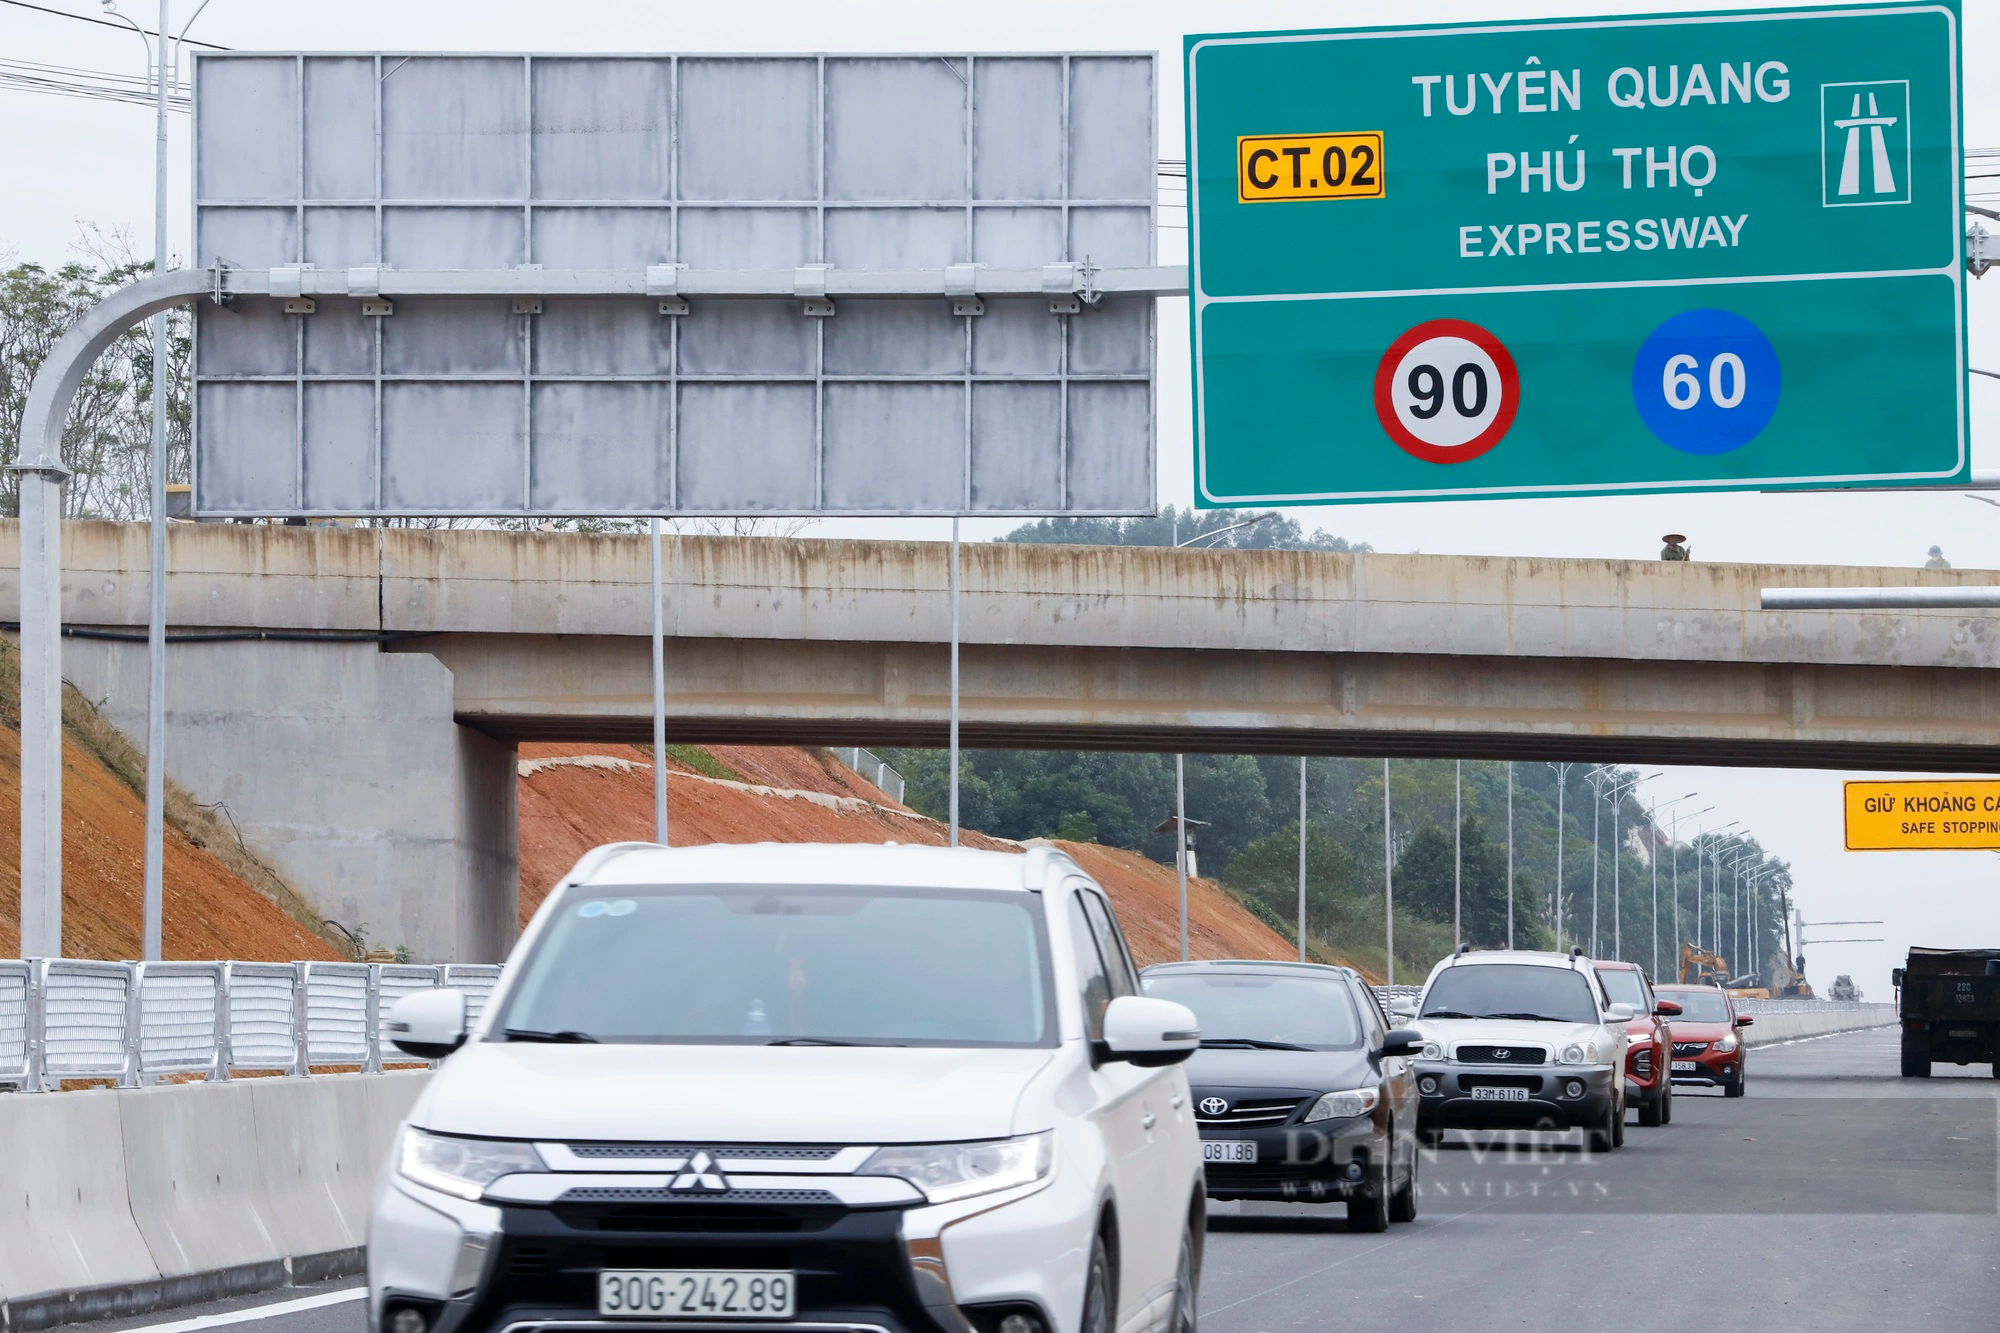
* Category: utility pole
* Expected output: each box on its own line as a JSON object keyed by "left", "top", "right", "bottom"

{"left": 1297, "top": 756, "right": 1307, "bottom": 963}
{"left": 1383, "top": 757, "right": 1394, "bottom": 987}
{"left": 1175, "top": 754, "right": 1188, "bottom": 961}
{"left": 949, "top": 519, "right": 960, "bottom": 848}
{"left": 1505, "top": 761, "right": 1514, "bottom": 949}
{"left": 1545, "top": 762, "right": 1574, "bottom": 951}
{"left": 1453, "top": 760, "right": 1462, "bottom": 952}
{"left": 651, "top": 518, "right": 667, "bottom": 844}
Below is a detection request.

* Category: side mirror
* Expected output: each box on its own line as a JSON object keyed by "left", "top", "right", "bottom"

{"left": 1096, "top": 996, "right": 1200, "bottom": 1068}
{"left": 1655, "top": 1000, "right": 1683, "bottom": 1017}
{"left": 1389, "top": 997, "right": 1419, "bottom": 1019}
{"left": 1606, "top": 1002, "right": 1636, "bottom": 1022}
{"left": 1891, "top": 967, "right": 1905, "bottom": 988}
{"left": 387, "top": 988, "right": 469, "bottom": 1059}
{"left": 1734, "top": 1014, "right": 1754, "bottom": 1028}
{"left": 1376, "top": 1028, "right": 1424, "bottom": 1059}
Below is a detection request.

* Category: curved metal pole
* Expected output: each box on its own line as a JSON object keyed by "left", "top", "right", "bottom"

{"left": 11, "top": 268, "right": 210, "bottom": 958}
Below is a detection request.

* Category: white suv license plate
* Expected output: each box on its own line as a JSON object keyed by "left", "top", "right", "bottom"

{"left": 1470, "top": 1086, "right": 1529, "bottom": 1102}
{"left": 1202, "top": 1140, "right": 1258, "bottom": 1163}
{"left": 599, "top": 1271, "right": 796, "bottom": 1320}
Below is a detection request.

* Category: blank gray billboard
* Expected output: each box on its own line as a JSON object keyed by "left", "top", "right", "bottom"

{"left": 190, "top": 53, "right": 1157, "bottom": 517}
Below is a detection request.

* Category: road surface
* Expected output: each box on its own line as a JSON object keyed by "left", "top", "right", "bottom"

{"left": 61, "top": 1025, "right": 1995, "bottom": 1333}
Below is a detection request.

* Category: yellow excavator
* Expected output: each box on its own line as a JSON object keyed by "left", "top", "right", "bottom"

{"left": 1679, "top": 942, "right": 1732, "bottom": 986}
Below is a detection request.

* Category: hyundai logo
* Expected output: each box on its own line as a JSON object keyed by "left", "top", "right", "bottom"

{"left": 1493, "top": 1048, "right": 1512, "bottom": 1061}
{"left": 669, "top": 1150, "right": 730, "bottom": 1193}
{"left": 1198, "top": 1097, "right": 1229, "bottom": 1117}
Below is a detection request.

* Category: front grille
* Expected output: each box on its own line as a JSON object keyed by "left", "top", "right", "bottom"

{"left": 567, "top": 1143, "right": 845, "bottom": 1161}
{"left": 1456, "top": 1044, "right": 1549, "bottom": 1065}
{"left": 1631, "top": 1049, "right": 1654, "bottom": 1078}
{"left": 559, "top": 1187, "right": 840, "bottom": 1205}
{"left": 549, "top": 1199, "right": 848, "bottom": 1235}
{"left": 1672, "top": 1041, "right": 1707, "bottom": 1056}
{"left": 1459, "top": 1074, "right": 1544, "bottom": 1092}
{"left": 1193, "top": 1096, "right": 1306, "bottom": 1127}
{"left": 1202, "top": 1163, "right": 1345, "bottom": 1190}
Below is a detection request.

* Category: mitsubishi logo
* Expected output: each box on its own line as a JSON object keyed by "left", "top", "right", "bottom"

{"left": 1198, "top": 1097, "right": 1228, "bottom": 1117}
{"left": 669, "top": 1151, "right": 731, "bottom": 1193}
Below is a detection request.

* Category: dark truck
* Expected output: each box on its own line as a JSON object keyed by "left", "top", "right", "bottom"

{"left": 1894, "top": 948, "right": 2000, "bottom": 1078}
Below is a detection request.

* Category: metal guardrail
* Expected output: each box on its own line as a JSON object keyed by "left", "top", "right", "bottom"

{"left": 1372, "top": 985, "right": 1424, "bottom": 1014}
{"left": 0, "top": 960, "right": 502, "bottom": 1092}
{"left": 838, "top": 747, "right": 907, "bottom": 803}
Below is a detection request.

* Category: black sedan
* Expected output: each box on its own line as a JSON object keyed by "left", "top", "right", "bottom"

{"left": 1140, "top": 960, "right": 1423, "bottom": 1231}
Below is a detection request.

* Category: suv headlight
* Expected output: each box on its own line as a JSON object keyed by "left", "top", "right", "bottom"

{"left": 1558, "top": 1042, "right": 1599, "bottom": 1065}
{"left": 1713, "top": 1033, "right": 1739, "bottom": 1054}
{"left": 1420, "top": 1040, "right": 1445, "bottom": 1061}
{"left": 398, "top": 1128, "right": 545, "bottom": 1201}
{"left": 1304, "top": 1087, "right": 1381, "bottom": 1122}
{"left": 859, "top": 1131, "right": 1053, "bottom": 1204}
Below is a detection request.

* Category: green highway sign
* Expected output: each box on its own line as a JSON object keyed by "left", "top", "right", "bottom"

{"left": 1184, "top": 3, "right": 1966, "bottom": 507}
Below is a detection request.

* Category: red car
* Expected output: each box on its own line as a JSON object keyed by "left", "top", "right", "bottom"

{"left": 1594, "top": 961, "right": 1678, "bottom": 1126}
{"left": 1653, "top": 983, "right": 1753, "bottom": 1097}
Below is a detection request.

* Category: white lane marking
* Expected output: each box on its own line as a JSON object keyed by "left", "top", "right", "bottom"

{"left": 122, "top": 1287, "right": 365, "bottom": 1333}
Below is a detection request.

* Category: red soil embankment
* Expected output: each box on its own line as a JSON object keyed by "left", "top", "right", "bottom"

{"left": 516, "top": 743, "right": 1298, "bottom": 968}
{"left": 0, "top": 718, "right": 339, "bottom": 962}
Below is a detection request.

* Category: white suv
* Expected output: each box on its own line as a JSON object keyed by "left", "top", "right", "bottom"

{"left": 1403, "top": 949, "right": 1633, "bottom": 1152}
{"left": 368, "top": 842, "right": 1205, "bottom": 1333}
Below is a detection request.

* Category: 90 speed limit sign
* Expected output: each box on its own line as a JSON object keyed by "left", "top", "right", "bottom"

{"left": 1372, "top": 319, "right": 1520, "bottom": 464}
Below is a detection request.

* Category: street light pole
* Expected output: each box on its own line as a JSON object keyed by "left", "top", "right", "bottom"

{"left": 1453, "top": 760, "right": 1461, "bottom": 952}
{"left": 1506, "top": 761, "right": 1514, "bottom": 949}
{"left": 1545, "top": 762, "right": 1574, "bottom": 951}
{"left": 105, "top": 0, "right": 212, "bottom": 961}
{"left": 1647, "top": 793, "right": 1699, "bottom": 981}
{"left": 1383, "top": 757, "right": 1394, "bottom": 987}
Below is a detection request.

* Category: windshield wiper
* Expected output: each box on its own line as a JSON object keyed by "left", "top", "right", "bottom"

{"left": 766, "top": 1037, "right": 907, "bottom": 1047}
{"left": 1199, "top": 1038, "right": 1315, "bottom": 1051}
{"left": 1480, "top": 1012, "right": 1574, "bottom": 1023}
{"left": 501, "top": 1027, "right": 599, "bottom": 1043}
{"left": 1420, "top": 1009, "right": 1479, "bottom": 1020}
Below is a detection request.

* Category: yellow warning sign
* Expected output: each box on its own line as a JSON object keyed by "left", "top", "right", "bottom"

{"left": 1844, "top": 779, "right": 2000, "bottom": 850}
{"left": 1236, "top": 132, "right": 1385, "bottom": 203}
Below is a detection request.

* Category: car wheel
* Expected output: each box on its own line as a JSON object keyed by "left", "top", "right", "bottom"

{"left": 1080, "top": 1233, "right": 1114, "bottom": 1333}
{"left": 1612, "top": 1096, "right": 1626, "bottom": 1147}
{"left": 1637, "top": 1086, "right": 1663, "bottom": 1128}
{"left": 1586, "top": 1102, "right": 1617, "bottom": 1154}
{"left": 1165, "top": 1222, "right": 1198, "bottom": 1333}
{"left": 1900, "top": 1036, "right": 1930, "bottom": 1078}
{"left": 1389, "top": 1139, "right": 1419, "bottom": 1224}
{"left": 1349, "top": 1172, "right": 1391, "bottom": 1233}
{"left": 1724, "top": 1066, "right": 1746, "bottom": 1098}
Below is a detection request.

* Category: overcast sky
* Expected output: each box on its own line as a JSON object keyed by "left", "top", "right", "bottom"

{"left": 2, "top": 0, "right": 1995, "bottom": 990}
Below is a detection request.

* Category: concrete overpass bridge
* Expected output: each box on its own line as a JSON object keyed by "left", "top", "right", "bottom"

{"left": 6, "top": 521, "right": 1997, "bottom": 959}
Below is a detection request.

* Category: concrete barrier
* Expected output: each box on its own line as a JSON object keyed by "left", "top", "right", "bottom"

{"left": 1738, "top": 1003, "right": 1896, "bottom": 1048}
{"left": 0, "top": 1071, "right": 429, "bottom": 1331}
{"left": 0, "top": 1092, "right": 157, "bottom": 1317}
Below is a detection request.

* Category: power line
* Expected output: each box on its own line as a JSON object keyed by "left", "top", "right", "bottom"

{"left": 0, "top": 0, "right": 230, "bottom": 48}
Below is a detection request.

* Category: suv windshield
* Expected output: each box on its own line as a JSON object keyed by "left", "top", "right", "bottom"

{"left": 1657, "top": 989, "right": 1732, "bottom": 1023}
{"left": 1420, "top": 964, "right": 1600, "bottom": 1024}
{"left": 1595, "top": 968, "right": 1649, "bottom": 1010}
{"left": 1141, "top": 971, "right": 1364, "bottom": 1050}
{"left": 496, "top": 885, "right": 1053, "bottom": 1047}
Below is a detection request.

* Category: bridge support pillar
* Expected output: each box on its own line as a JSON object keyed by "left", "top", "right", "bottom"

{"left": 62, "top": 637, "right": 519, "bottom": 963}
